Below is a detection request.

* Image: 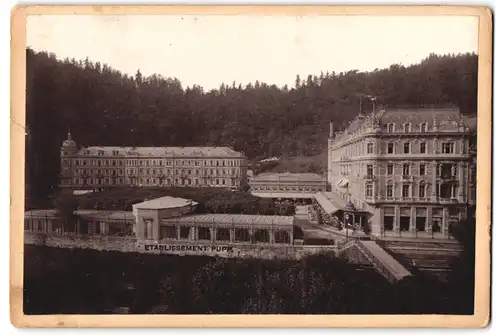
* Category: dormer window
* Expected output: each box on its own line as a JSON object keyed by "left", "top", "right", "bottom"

{"left": 403, "top": 123, "right": 411, "bottom": 133}
{"left": 387, "top": 123, "right": 395, "bottom": 133}
{"left": 420, "top": 122, "right": 428, "bottom": 132}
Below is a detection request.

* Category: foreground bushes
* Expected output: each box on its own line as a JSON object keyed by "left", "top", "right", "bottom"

{"left": 24, "top": 246, "right": 467, "bottom": 315}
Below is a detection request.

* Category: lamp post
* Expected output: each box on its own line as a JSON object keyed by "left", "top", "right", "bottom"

{"left": 344, "top": 212, "right": 350, "bottom": 241}
{"left": 343, "top": 200, "right": 356, "bottom": 242}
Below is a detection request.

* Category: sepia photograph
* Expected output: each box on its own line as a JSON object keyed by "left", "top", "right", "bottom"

{"left": 10, "top": 6, "right": 492, "bottom": 328}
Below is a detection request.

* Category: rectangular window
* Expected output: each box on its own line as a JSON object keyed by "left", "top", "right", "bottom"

{"left": 404, "top": 124, "right": 410, "bottom": 133}
{"left": 216, "top": 228, "right": 230, "bottom": 241}
{"left": 365, "top": 183, "right": 373, "bottom": 197}
{"left": 387, "top": 164, "right": 394, "bottom": 175}
{"left": 403, "top": 164, "right": 410, "bottom": 176}
{"left": 420, "top": 142, "right": 426, "bottom": 154}
{"left": 403, "top": 142, "right": 410, "bottom": 154}
{"left": 387, "top": 143, "right": 394, "bottom": 154}
{"left": 198, "top": 227, "right": 211, "bottom": 240}
{"left": 367, "top": 143, "right": 374, "bottom": 154}
{"left": 179, "top": 226, "right": 191, "bottom": 239}
{"left": 419, "top": 164, "right": 426, "bottom": 175}
{"left": 367, "top": 164, "right": 373, "bottom": 176}
{"left": 386, "top": 184, "right": 393, "bottom": 197}
{"left": 384, "top": 216, "right": 394, "bottom": 231}
{"left": 235, "top": 228, "right": 250, "bottom": 242}
{"left": 400, "top": 216, "right": 410, "bottom": 231}
{"left": 420, "top": 123, "right": 428, "bottom": 132}
{"left": 442, "top": 142, "right": 455, "bottom": 154}
{"left": 402, "top": 184, "right": 410, "bottom": 198}
{"left": 162, "top": 225, "right": 177, "bottom": 239}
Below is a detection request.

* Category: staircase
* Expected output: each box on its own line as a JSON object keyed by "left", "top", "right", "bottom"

{"left": 337, "top": 239, "right": 412, "bottom": 284}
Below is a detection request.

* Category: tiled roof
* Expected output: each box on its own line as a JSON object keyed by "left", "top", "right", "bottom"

{"left": 251, "top": 173, "right": 326, "bottom": 182}
{"left": 162, "top": 213, "right": 294, "bottom": 226}
{"left": 76, "top": 146, "right": 246, "bottom": 158}
{"left": 132, "top": 196, "right": 197, "bottom": 210}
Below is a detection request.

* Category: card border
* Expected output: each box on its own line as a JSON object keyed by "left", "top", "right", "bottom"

{"left": 10, "top": 5, "right": 492, "bottom": 328}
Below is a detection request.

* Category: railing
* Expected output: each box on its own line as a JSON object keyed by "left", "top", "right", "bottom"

{"left": 336, "top": 238, "right": 358, "bottom": 251}
{"left": 438, "top": 197, "right": 460, "bottom": 204}
{"left": 439, "top": 174, "right": 456, "bottom": 180}
{"left": 355, "top": 241, "right": 395, "bottom": 283}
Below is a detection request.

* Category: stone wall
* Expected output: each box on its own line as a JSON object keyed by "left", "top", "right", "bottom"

{"left": 24, "top": 232, "right": 336, "bottom": 260}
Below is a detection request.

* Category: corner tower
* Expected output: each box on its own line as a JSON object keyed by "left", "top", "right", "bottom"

{"left": 60, "top": 129, "right": 77, "bottom": 188}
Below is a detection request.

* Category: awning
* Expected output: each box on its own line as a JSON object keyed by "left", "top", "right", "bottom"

{"left": 73, "top": 190, "right": 95, "bottom": 195}
{"left": 338, "top": 179, "right": 349, "bottom": 188}
{"left": 314, "top": 191, "right": 366, "bottom": 215}
{"left": 313, "top": 192, "right": 342, "bottom": 215}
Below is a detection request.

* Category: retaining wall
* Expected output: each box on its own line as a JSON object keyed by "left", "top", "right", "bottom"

{"left": 24, "top": 232, "right": 337, "bottom": 260}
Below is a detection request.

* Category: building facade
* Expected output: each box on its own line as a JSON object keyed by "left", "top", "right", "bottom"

{"left": 59, "top": 133, "right": 248, "bottom": 190}
{"left": 327, "top": 107, "right": 477, "bottom": 237}
{"left": 249, "top": 172, "right": 328, "bottom": 202}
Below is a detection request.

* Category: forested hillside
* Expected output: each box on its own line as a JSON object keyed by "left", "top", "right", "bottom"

{"left": 25, "top": 48, "right": 477, "bottom": 199}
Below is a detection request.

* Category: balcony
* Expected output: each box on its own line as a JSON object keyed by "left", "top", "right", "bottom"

{"left": 439, "top": 174, "right": 456, "bottom": 181}
{"left": 377, "top": 196, "right": 433, "bottom": 203}
{"left": 438, "top": 197, "right": 460, "bottom": 204}
{"left": 363, "top": 174, "right": 375, "bottom": 180}
{"left": 401, "top": 175, "right": 414, "bottom": 182}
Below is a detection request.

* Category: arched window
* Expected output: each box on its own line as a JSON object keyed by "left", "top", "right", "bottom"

{"left": 404, "top": 123, "right": 411, "bottom": 133}
{"left": 420, "top": 122, "right": 428, "bottom": 132}
{"left": 387, "top": 123, "right": 395, "bottom": 133}
{"left": 418, "top": 181, "right": 427, "bottom": 198}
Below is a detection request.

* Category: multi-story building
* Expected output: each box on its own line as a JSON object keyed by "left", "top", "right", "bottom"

{"left": 59, "top": 133, "right": 248, "bottom": 190}
{"left": 327, "top": 106, "right": 477, "bottom": 237}
{"left": 249, "top": 173, "right": 328, "bottom": 203}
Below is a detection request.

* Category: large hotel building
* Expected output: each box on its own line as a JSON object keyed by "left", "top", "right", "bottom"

{"left": 327, "top": 106, "right": 477, "bottom": 237}
{"left": 59, "top": 134, "right": 248, "bottom": 190}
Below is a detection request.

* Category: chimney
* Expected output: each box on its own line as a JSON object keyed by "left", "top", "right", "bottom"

{"left": 329, "top": 122, "right": 334, "bottom": 138}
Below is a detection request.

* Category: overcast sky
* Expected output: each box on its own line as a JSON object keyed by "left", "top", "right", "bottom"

{"left": 27, "top": 15, "right": 478, "bottom": 90}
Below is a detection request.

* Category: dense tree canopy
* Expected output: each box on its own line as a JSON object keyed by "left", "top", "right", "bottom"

{"left": 74, "top": 187, "right": 295, "bottom": 216}
{"left": 26, "top": 48, "right": 478, "bottom": 201}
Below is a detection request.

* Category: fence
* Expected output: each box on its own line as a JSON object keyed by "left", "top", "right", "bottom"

{"left": 380, "top": 228, "right": 453, "bottom": 240}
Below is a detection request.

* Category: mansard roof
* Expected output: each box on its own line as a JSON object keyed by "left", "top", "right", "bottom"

{"left": 341, "top": 106, "right": 476, "bottom": 135}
